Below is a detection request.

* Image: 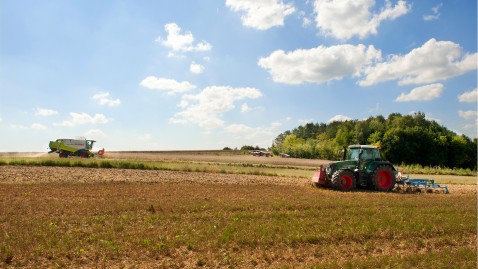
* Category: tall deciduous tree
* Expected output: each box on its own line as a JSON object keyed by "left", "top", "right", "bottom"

{"left": 272, "top": 113, "right": 477, "bottom": 169}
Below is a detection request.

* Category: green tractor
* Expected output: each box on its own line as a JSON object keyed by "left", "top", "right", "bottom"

{"left": 312, "top": 145, "right": 396, "bottom": 192}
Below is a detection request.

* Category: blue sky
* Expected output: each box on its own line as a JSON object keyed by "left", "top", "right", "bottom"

{"left": 1, "top": 0, "right": 476, "bottom": 151}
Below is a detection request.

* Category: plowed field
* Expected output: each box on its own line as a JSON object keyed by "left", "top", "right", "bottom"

{"left": 0, "top": 158, "right": 476, "bottom": 268}
{"left": 0, "top": 165, "right": 310, "bottom": 186}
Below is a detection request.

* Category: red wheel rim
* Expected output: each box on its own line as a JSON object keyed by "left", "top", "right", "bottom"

{"left": 376, "top": 170, "right": 392, "bottom": 189}
{"left": 340, "top": 175, "right": 353, "bottom": 190}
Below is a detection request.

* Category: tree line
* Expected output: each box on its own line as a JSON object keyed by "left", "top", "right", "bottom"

{"left": 271, "top": 113, "right": 477, "bottom": 169}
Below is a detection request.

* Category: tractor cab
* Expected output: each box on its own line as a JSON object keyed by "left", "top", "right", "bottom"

{"left": 345, "top": 145, "right": 382, "bottom": 161}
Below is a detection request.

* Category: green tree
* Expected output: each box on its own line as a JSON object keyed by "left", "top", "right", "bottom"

{"left": 334, "top": 126, "right": 352, "bottom": 147}
{"left": 270, "top": 113, "right": 477, "bottom": 169}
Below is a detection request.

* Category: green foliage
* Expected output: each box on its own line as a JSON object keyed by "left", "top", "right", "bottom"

{"left": 240, "top": 145, "right": 264, "bottom": 151}
{"left": 272, "top": 112, "right": 477, "bottom": 169}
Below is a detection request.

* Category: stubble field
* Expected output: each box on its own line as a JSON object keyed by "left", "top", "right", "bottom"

{"left": 0, "top": 151, "right": 476, "bottom": 268}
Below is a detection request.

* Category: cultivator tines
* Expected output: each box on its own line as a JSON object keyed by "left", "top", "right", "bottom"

{"left": 395, "top": 174, "right": 449, "bottom": 194}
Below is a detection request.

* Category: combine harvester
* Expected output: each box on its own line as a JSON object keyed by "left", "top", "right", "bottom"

{"left": 312, "top": 144, "right": 449, "bottom": 193}
{"left": 48, "top": 138, "right": 105, "bottom": 158}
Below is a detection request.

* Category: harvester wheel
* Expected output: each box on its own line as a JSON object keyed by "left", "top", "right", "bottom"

{"left": 371, "top": 165, "right": 396, "bottom": 191}
{"left": 331, "top": 169, "right": 356, "bottom": 191}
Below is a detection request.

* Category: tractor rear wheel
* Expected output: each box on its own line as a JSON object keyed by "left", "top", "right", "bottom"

{"left": 371, "top": 165, "right": 396, "bottom": 191}
{"left": 331, "top": 169, "right": 356, "bottom": 191}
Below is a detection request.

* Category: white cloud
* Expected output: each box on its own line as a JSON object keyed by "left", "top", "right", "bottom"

{"left": 395, "top": 83, "right": 444, "bottom": 102}
{"left": 241, "top": 103, "right": 264, "bottom": 112}
{"left": 458, "top": 110, "right": 477, "bottom": 120}
{"left": 224, "top": 122, "right": 281, "bottom": 146}
{"left": 35, "top": 108, "right": 58, "bottom": 117}
{"left": 10, "top": 124, "right": 28, "bottom": 129}
{"left": 70, "top": 112, "right": 108, "bottom": 124}
{"left": 271, "top": 121, "right": 282, "bottom": 128}
{"left": 139, "top": 76, "right": 196, "bottom": 94}
{"left": 425, "top": 114, "right": 442, "bottom": 123}
{"left": 360, "top": 39, "right": 478, "bottom": 86}
{"left": 458, "top": 88, "right": 477, "bottom": 103}
{"left": 85, "top": 129, "right": 106, "bottom": 138}
{"left": 329, "top": 115, "right": 352, "bottom": 122}
{"left": 190, "top": 61, "right": 204, "bottom": 74}
{"left": 298, "top": 119, "right": 314, "bottom": 125}
{"left": 53, "top": 120, "right": 75, "bottom": 127}
{"left": 258, "top": 44, "right": 381, "bottom": 84}
{"left": 170, "top": 86, "right": 262, "bottom": 130}
{"left": 31, "top": 123, "right": 47, "bottom": 130}
{"left": 314, "top": 0, "right": 411, "bottom": 40}
{"left": 156, "top": 23, "right": 212, "bottom": 54}
{"left": 226, "top": 0, "right": 295, "bottom": 30}
{"left": 300, "top": 10, "right": 312, "bottom": 26}
{"left": 224, "top": 123, "right": 254, "bottom": 133}
{"left": 459, "top": 110, "right": 478, "bottom": 133}
{"left": 463, "top": 124, "right": 476, "bottom": 130}
{"left": 54, "top": 112, "right": 109, "bottom": 127}
{"left": 423, "top": 3, "right": 442, "bottom": 21}
{"left": 178, "top": 100, "right": 189, "bottom": 108}
{"left": 241, "top": 103, "right": 251, "bottom": 112}
{"left": 10, "top": 123, "right": 47, "bottom": 130}
{"left": 92, "top": 92, "right": 121, "bottom": 107}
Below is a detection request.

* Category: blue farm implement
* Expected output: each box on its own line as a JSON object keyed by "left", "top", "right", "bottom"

{"left": 395, "top": 174, "right": 449, "bottom": 194}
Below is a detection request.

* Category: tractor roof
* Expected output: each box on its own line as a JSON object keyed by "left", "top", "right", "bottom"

{"left": 348, "top": 145, "right": 379, "bottom": 149}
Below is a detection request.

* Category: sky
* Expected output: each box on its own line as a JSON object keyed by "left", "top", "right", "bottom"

{"left": 0, "top": 0, "right": 477, "bottom": 152}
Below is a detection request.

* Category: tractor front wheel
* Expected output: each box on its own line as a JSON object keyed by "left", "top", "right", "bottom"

{"left": 331, "top": 169, "right": 356, "bottom": 191}
{"left": 371, "top": 165, "right": 396, "bottom": 191}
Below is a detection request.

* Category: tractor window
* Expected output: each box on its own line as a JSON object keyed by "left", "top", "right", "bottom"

{"left": 347, "top": 148, "right": 360, "bottom": 160}
{"left": 361, "top": 149, "right": 374, "bottom": 161}
{"left": 371, "top": 149, "right": 381, "bottom": 160}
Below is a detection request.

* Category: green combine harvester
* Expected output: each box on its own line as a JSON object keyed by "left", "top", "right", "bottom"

{"left": 48, "top": 138, "right": 104, "bottom": 158}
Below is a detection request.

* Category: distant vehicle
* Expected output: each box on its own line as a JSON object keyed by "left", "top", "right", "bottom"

{"left": 249, "top": 150, "right": 272, "bottom": 157}
{"left": 48, "top": 138, "right": 104, "bottom": 158}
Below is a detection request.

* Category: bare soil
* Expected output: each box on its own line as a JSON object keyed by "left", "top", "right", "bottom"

{"left": 106, "top": 151, "right": 331, "bottom": 167}
{"left": 0, "top": 166, "right": 475, "bottom": 194}
{"left": 0, "top": 165, "right": 476, "bottom": 268}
